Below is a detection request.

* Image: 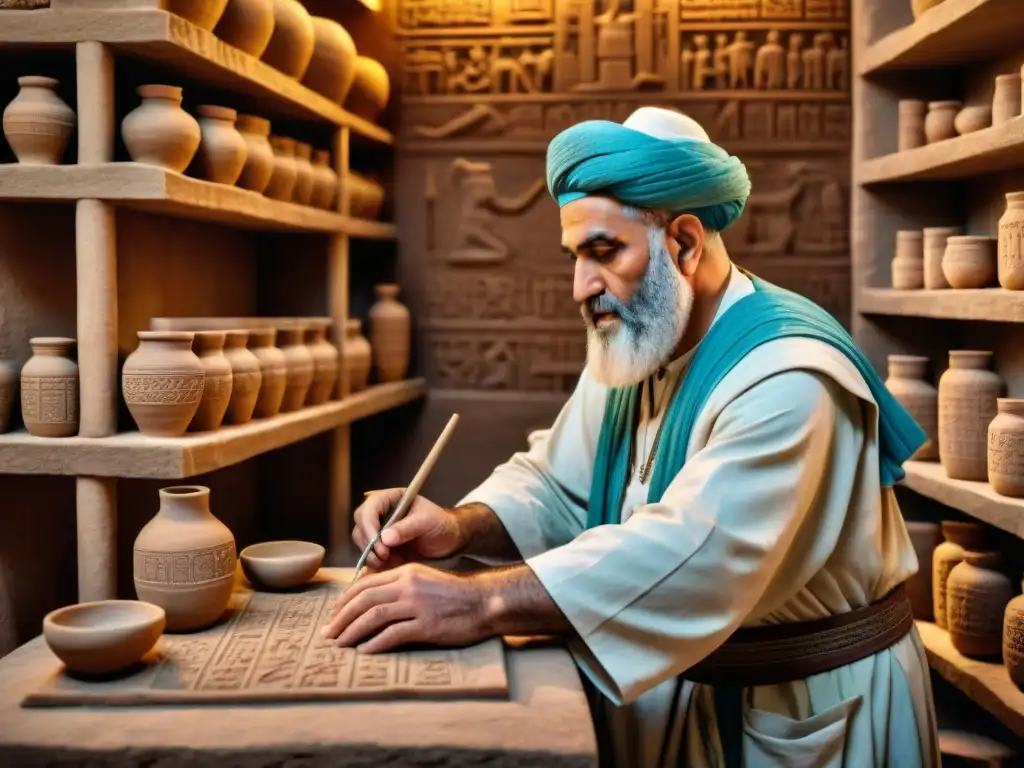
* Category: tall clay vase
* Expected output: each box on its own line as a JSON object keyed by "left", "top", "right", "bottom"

{"left": 938, "top": 350, "right": 1003, "bottom": 481}
{"left": 998, "top": 192, "right": 1024, "bottom": 290}
{"left": 993, "top": 72, "right": 1022, "bottom": 125}
{"left": 988, "top": 398, "right": 1024, "bottom": 497}
{"left": 344, "top": 319, "right": 372, "bottom": 392}
{"left": 932, "top": 521, "right": 989, "bottom": 629}
{"left": 168, "top": 0, "right": 229, "bottom": 30}
{"left": 0, "top": 360, "right": 14, "bottom": 434}
{"left": 122, "top": 331, "right": 205, "bottom": 437}
{"left": 235, "top": 114, "right": 275, "bottom": 194}
{"left": 906, "top": 521, "right": 942, "bottom": 621}
{"left": 214, "top": 0, "right": 276, "bottom": 58}
{"left": 133, "top": 485, "right": 236, "bottom": 633}
{"left": 1003, "top": 583, "right": 1024, "bottom": 689}
{"left": 304, "top": 321, "right": 339, "bottom": 405}
{"left": 122, "top": 85, "right": 201, "bottom": 173}
{"left": 2, "top": 76, "right": 76, "bottom": 165}
{"left": 891, "top": 230, "right": 924, "bottom": 290}
{"left": 264, "top": 135, "right": 298, "bottom": 201}
{"left": 947, "top": 550, "right": 1013, "bottom": 658}
{"left": 310, "top": 149, "right": 338, "bottom": 209}
{"left": 923, "top": 226, "right": 961, "bottom": 289}
{"left": 898, "top": 99, "right": 926, "bottom": 151}
{"left": 369, "top": 284, "right": 410, "bottom": 383}
{"left": 345, "top": 56, "right": 391, "bottom": 122}
{"left": 247, "top": 328, "right": 286, "bottom": 418}
{"left": 292, "top": 141, "right": 315, "bottom": 206}
{"left": 21, "top": 337, "right": 78, "bottom": 438}
{"left": 189, "top": 331, "right": 233, "bottom": 432}
{"left": 222, "top": 330, "right": 262, "bottom": 425}
{"left": 276, "top": 325, "right": 314, "bottom": 411}
{"left": 301, "top": 17, "right": 358, "bottom": 104}
{"left": 885, "top": 355, "right": 938, "bottom": 460}
{"left": 195, "top": 105, "right": 247, "bottom": 186}
{"left": 261, "top": 0, "right": 315, "bottom": 79}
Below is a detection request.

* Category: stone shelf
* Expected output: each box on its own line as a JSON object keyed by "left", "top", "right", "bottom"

{"left": 858, "top": 118, "right": 1024, "bottom": 184}
{"left": 859, "top": 0, "right": 1024, "bottom": 75}
{"left": 0, "top": 379, "right": 425, "bottom": 479}
{"left": 916, "top": 621, "right": 1024, "bottom": 739}
{"left": 901, "top": 461, "right": 1024, "bottom": 540}
{"left": 0, "top": 164, "right": 395, "bottom": 238}
{"left": 859, "top": 288, "right": 1024, "bottom": 322}
{"left": 0, "top": 6, "right": 392, "bottom": 144}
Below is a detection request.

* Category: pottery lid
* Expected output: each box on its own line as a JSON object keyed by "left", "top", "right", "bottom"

{"left": 898, "top": 99, "right": 926, "bottom": 109}
{"left": 30, "top": 336, "right": 75, "bottom": 345}
{"left": 374, "top": 283, "right": 400, "bottom": 297}
{"left": 136, "top": 84, "right": 182, "bottom": 100}
{"left": 197, "top": 104, "right": 237, "bottom": 121}
{"left": 270, "top": 135, "right": 296, "bottom": 154}
{"left": 345, "top": 318, "right": 362, "bottom": 331}
{"left": 193, "top": 329, "right": 226, "bottom": 346}
{"left": 895, "top": 230, "right": 923, "bottom": 239}
{"left": 996, "top": 72, "right": 1022, "bottom": 82}
{"left": 137, "top": 330, "right": 194, "bottom": 342}
{"left": 928, "top": 100, "right": 962, "bottom": 109}
{"left": 962, "top": 550, "right": 1002, "bottom": 569}
{"left": 246, "top": 327, "right": 276, "bottom": 345}
{"left": 17, "top": 75, "right": 59, "bottom": 89}
{"left": 940, "top": 520, "right": 989, "bottom": 548}
{"left": 997, "top": 398, "right": 1024, "bottom": 416}
{"left": 1006, "top": 191, "right": 1024, "bottom": 203}
{"left": 888, "top": 354, "right": 929, "bottom": 364}
{"left": 236, "top": 114, "right": 271, "bottom": 134}
{"left": 223, "top": 329, "right": 251, "bottom": 345}
{"left": 922, "top": 226, "right": 962, "bottom": 235}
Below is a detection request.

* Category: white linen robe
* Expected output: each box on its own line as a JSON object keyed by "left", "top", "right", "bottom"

{"left": 458, "top": 267, "right": 940, "bottom": 767}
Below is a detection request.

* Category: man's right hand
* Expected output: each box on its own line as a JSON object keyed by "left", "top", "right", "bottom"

{"left": 352, "top": 488, "right": 464, "bottom": 570}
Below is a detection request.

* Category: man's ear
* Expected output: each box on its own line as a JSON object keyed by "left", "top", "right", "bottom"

{"left": 666, "top": 214, "right": 705, "bottom": 278}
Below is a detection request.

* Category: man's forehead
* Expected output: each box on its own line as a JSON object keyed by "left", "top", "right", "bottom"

{"left": 559, "top": 196, "right": 640, "bottom": 246}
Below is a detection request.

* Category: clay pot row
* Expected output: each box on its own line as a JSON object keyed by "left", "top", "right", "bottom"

{"left": 2, "top": 76, "right": 76, "bottom": 165}
{"left": 0, "top": 337, "right": 80, "bottom": 438}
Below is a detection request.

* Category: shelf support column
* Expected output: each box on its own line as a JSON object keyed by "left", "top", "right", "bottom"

{"left": 75, "top": 42, "right": 119, "bottom": 601}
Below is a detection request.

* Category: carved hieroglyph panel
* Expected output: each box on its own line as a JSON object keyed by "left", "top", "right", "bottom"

{"left": 399, "top": 0, "right": 492, "bottom": 28}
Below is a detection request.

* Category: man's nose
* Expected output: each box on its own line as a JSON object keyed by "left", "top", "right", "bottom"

{"left": 573, "top": 258, "right": 604, "bottom": 305}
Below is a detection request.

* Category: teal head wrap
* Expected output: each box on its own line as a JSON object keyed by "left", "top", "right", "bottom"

{"left": 545, "top": 119, "right": 751, "bottom": 231}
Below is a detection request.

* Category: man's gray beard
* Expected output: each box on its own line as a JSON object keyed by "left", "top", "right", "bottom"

{"left": 583, "top": 227, "right": 693, "bottom": 388}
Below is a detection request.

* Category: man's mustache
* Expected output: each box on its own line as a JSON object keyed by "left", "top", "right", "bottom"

{"left": 583, "top": 294, "right": 627, "bottom": 319}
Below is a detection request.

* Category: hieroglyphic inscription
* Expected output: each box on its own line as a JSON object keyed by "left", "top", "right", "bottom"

{"left": 400, "top": 0, "right": 491, "bottom": 27}
{"left": 988, "top": 428, "right": 1024, "bottom": 479}
{"left": 426, "top": 333, "right": 586, "bottom": 392}
{"left": 937, "top": 393, "right": 998, "bottom": 477}
{"left": 946, "top": 579, "right": 1006, "bottom": 649}
{"left": 20, "top": 375, "right": 77, "bottom": 427}
{"left": 121, "top": 373, "right": 205, "bottom": 404}
{"left": 134, "top": 541, "right": 236, "bottom": 587}
{"left": 424, "top": 271, "right": 576, "bottom": 321}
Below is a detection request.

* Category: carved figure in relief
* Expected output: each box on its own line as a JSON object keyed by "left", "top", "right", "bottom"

{"left": 490, "top": 48, "right": 533, "bottom": 93}
{"left": 447, "top": 47, "right": 492, "bottom": 93}
{"left": 826, "top": 36, "right": 849, "bottom": 91}
{"left": 786, "top": 33, "right": 803, "bottom": 89}
{"left": 726, "top": 32, "right": 755, "bottom": 89}
{"left": 712, "top": 34, "right": 730, "bottom": 89}
{"left": 404, "top": 49, "right": 448, "bottom": 95}
{"left": 802, "top": 33, "right": 828, "bottom": 90}
{"left": 680, "top": 44, "right": 695, "bottom": 90}
{"left": 754, "top": 30, "right": 785, "bottom": 89}
{"left": 412, "top": 104, "right": 508, "bottom": 139}
{"left": 691, "top": 35, "right": 713, "bottom": 90}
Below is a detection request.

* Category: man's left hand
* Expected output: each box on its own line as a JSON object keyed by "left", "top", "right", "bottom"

{"left": 321, "top": 563, "right": 492, "bottom": 653}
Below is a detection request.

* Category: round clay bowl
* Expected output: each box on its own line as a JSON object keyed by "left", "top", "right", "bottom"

{"left": 954, "top": 105, "right": 992, "bottom": 135}
{"left": 240, "top": 540, "right": 325, "bottom": 590}
{"left": 43, "top": 600, "right": 165, "bottom": 676}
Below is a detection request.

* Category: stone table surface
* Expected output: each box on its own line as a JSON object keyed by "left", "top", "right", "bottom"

{"left": 0, "top": 568, "right": 598, "bottom": 768}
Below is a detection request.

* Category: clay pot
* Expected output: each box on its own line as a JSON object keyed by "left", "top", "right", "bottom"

{"left": 133, "top": 485, "right": 236, "bottom": 633}
{"left": 0, "top": 360, "right": 14, "bottom": 434}
{"left": 247, "top": 328, "right": 287, "bottom": 418}
{"left": 993, "top": 73, "right": 1022, "bottom": 125}
{"left": 168, "top": 0, "right": 229, "bottom": 30}
{"left": 891, "top": 230, "right": 924, "bottom": 289}
{"left": 310, "top": 149, "right": 338, "bottom": 209}
{"left": 3, "top": 76, "right": 75, "bottom": 165}
{"left": 942, "top": 235, "right": 997, "bottom": 289}
{"left": 264, "top": 135, "right": 298, "bottom": 202}
{"left": 344, "top": 318, "right": 372, "bottom": 392}
{"left": 1003, "top": 583, "right": 1024, "bottom": 688}
{"left": 885, "top": 355, "right": 937, "bottom": 461}
{"left": 988, "top": 398, "right": 1024, "bottom": 497}
{"left": 234, "top": 114, "right": 274, "bottom": 194}
{"left": 954, "top": 105, "right": 992, "bottom": 135}
{"left": 906, "top": 521, "right": 942, "bottom": 621}
{"left": 302, "top": 17, "right": 358, "bottom": 104}
{"left": 20, "top": 337, "right": 78, "bottom": 438}
{"left": 924, "top": 101, "right": 960, "bottom": 144}
{"left": 345, "top": 56, "right": 391, "bottom": 122}
{"left": 122, "top": 85, "right": 201, "bottom": 173}
{"left": 932, "top": 521, "right": 989, "bottom": 629}
{"left": 292, "top": 141, "right": 315, "bottom": 206}
{"left": 938, "top": 351, "right": 1004, "bottom": 481}
{"left": 122, "top": 331, "right": 205, "bottom": 437}
{"left": 304, "top": 320, "right": 339, "bottom": 405}
{"left": 222, "top": 330, "right": 261, "bottom": 425}
{"left": 898, "top": 99, "right": 926, "bottom": 152}
{"left": 368, "top": 284, "right": 410, "bottom": 383}
{"left": 923, "top": 226, "right": 961, "bottom": 289}
{"left": 349, "top": 172, "right": 385, "bottom": 219}
{"left": 998, "top": 192, "right": 1024, "bottom": 290}
{"left": 276, "top": 324, "right": 314, "bottom": 412}
{"left": 261, "top": 0, "right": 315, "bottom": 79}
{"left": 947, "top": 550, "right": 1012, "bottom": 658}
{"left": 195, "top": 105, "right": 247, "bottom": 186}
{"left": 911, "top": 0, "right": 945, "bottom": 19}
{"left": 189, "top": 331, "right": 232, "bottom": 432}
{"left": 214, "top": 0, "right": 276, "bottom": 58}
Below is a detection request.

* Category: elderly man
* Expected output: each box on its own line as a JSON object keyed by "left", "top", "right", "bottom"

{"left": 323, "top": 107, "right": 940, "bottom": 767}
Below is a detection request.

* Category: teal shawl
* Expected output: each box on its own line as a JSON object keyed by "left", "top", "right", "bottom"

{"left": 587, "top": 274, "right": 927, "bottom": 528}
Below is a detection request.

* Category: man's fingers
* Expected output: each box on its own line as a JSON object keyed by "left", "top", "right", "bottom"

{"left": 356, "top": 620, "right": 422, "bottom": 654}
{"left": 324, "top": 582, "right": 399, "bottom": 639}
{"left": 335, "top": 600, "right": 416, "bottom": 648}
{"left": 326, "top": 569, "right": 399, "bottom": 622}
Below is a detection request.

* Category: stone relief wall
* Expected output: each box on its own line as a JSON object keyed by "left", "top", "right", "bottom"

{"left": 391, "top": 0, "right": 850, "bottom": 399}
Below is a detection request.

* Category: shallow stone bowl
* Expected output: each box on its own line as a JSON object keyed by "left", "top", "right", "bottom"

{"left": 43, "top": 600, "right": 166, "bottom": 675}
{"left": 241, "top": 540, "right": 325, "bottom": 590}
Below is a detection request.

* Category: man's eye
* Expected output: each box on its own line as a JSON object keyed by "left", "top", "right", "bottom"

{"left": 591, "top": 246, "right": 617, "bottom": 260}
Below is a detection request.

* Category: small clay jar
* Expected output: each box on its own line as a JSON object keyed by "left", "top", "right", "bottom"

{"left": 168, "top": 0, "right": 229, "bottom": 30}
{"left": 0, "top": 360, "right": 14, "bottom": 434}
{"left": 947, "top": 550, "right": 1013, "bottom": 658}
{"left": 954, "top": 105, "right": 992, "bottom": 135}
{"left": 924, "top": 101, "right": 961, "bottom": 144}
{"left": 234, "top": 114, "right": 275, "bottom": 194}
{"left": 897, "top": 99, "right": 927, "bottom": 151}
{"left": 938, "top": 351, "right": 1004, "bottom": 481}
{"left": 21, "top": 337, "right": 78, "bottom": 438}
{"left": 291, "top": 141, "right": 315, "bottom": 206}
{"left": 942, "top": 235, "right": 997, "bottom": 289}
{"left": 2, "top": 76, "right": 76, "bottom": 165}
{"left": 345, "top": 318, "right": 372, "bottom": 392}
{"left": 276, "top": 324, "right": 314, "bottom": 411}
{"left": 368, "top": 284, "right": 411, "bottom": 383}
{"left": 261, "top": 0, "right": 315, "bottom": 79}
{"left": 133, "top": 485, "right": 236, "bottom": 633}
{"left": 345, "top": 56, "right": 390, "bottom": 122}
{"left": 993, "top": 72, "right": 1022, "bottom": 125}
{"left": 906, "top": 521, "right": 942, "bottom": 621}
{"left": 214, "top": 0, "right": 276, "bottom": 58}
{"left": 349, "top": 172, "right": 385, "bottom": 219}
{"left": 885, "top": 355, "right": 937, "bottom": 461}
{"left": 998, "top": 192, "right": 1024, "bottom": 290}
{"left": 222, "top": 330, "right": 262, "bottom": 425}
{"left": 1003, "top": 582, "right": 1024, "bottom": 688}
{"left": 923, "top": 226, "right": 961, "bottom": 289}
{"left": 302, "top": 16, "right": 358, "bottom": 104}
{"left": 122, "top": 331, "right": 205, "bottom": 437}
{"left": 988, "top": 398, "right": 1024, "bottom": 497}
{"left": 932, "top": 521, "right": 989, "bottom": 629}
{"left": 247, "top": 328, "right": 287, "bottom": 418}
{"left": 189, "top": 331, "right": 233, "bottom": 432}
{"left": 122, "top": 85, "right": 201, "bottom": 173}
{"left": 304, "top": 320, "right": 339, "bottom": 405}
{"left": 195, "top": 105, "right": 247, "bottom": 186}
{"left": 310, "top": 149, "right": 338, "bottom": 209}
{"left": 264, "top": 135, "right": 298, "bottom": 202}
{"left": 891, "top": 230, "right": 924, "bottom": 289}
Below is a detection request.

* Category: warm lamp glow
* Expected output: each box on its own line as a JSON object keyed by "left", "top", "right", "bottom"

{"left": 355, "top": 0, "right": 382, "bottom": 10}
